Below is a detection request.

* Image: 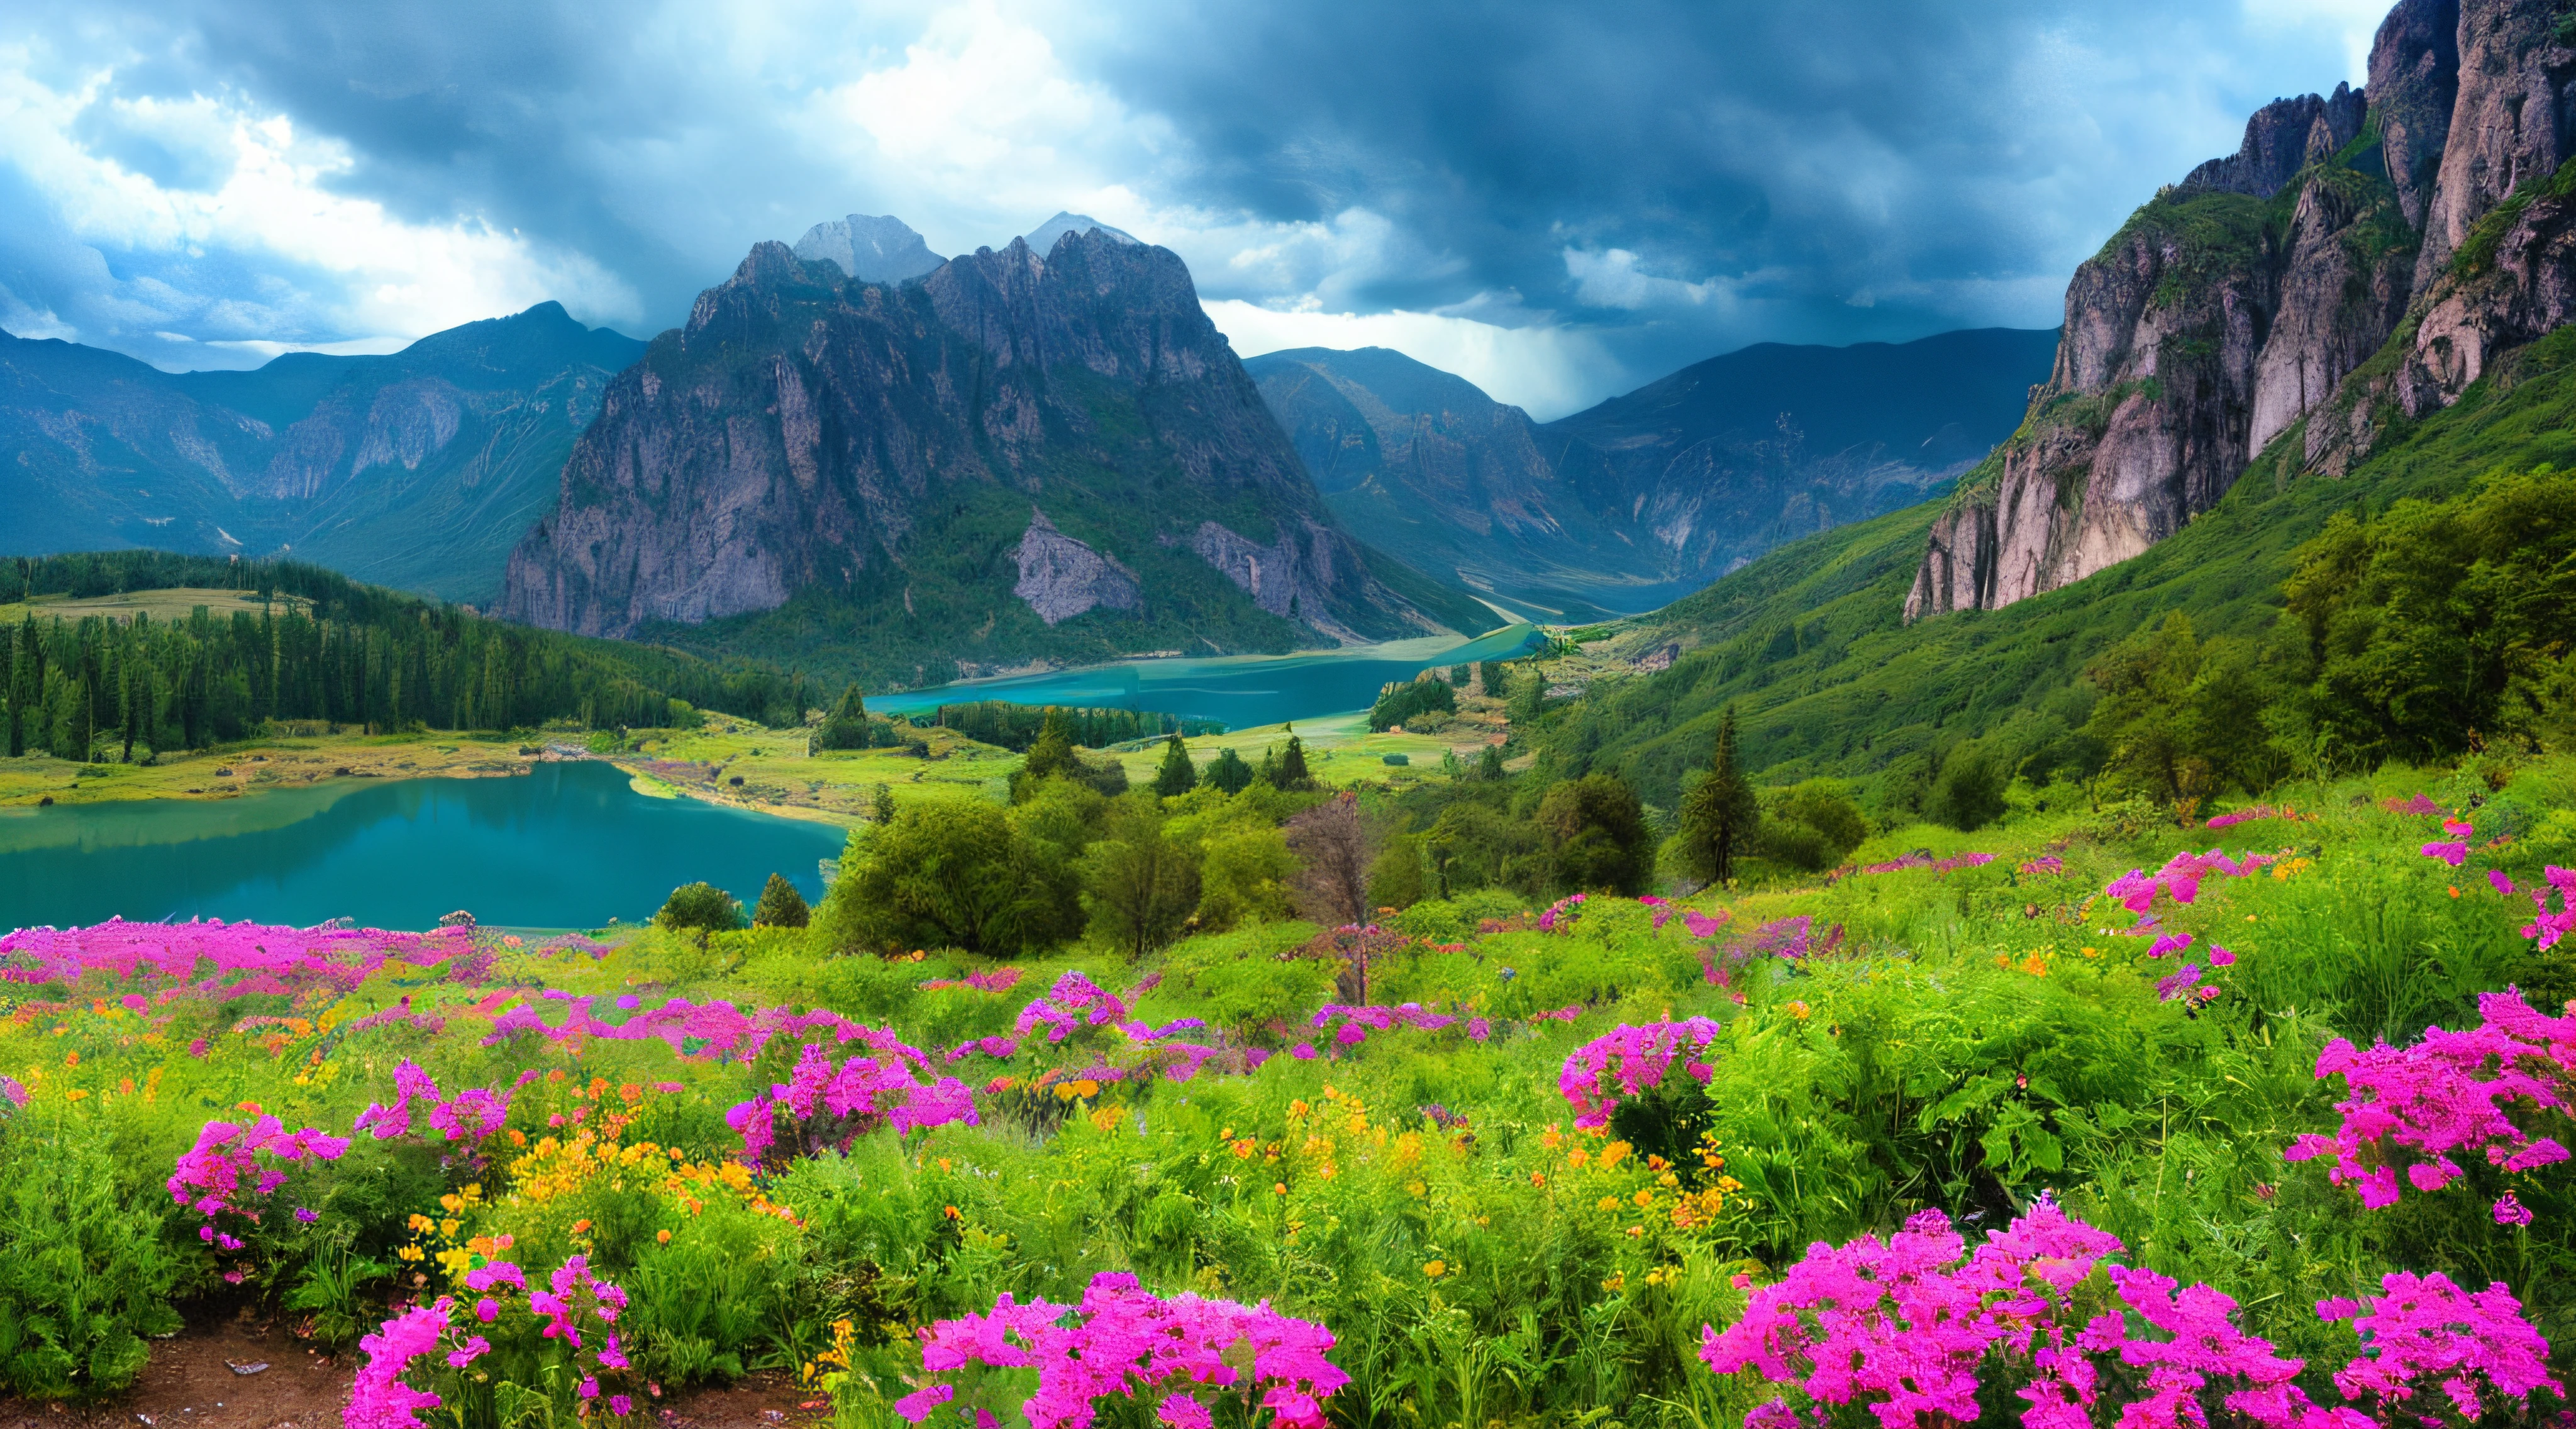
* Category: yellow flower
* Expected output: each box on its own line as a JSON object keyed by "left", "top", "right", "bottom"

{"left": 1597, "top": 1196, "right": 1622, "bottom": 1212}
{"left": 1423, "top": 1259, "right": 1447, "bottom": 1279}
{"left": 1599, "top": 1141, "right": 1631, "bottom": 1169}
{"left": 1632, "top": 1189, "right": 1656, "bottom": 1208}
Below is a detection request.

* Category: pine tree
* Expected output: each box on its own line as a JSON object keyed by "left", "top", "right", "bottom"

{"left": 1478, "top": 744, "right": 1506, "bottom": 781}
{"left": 1677, "top": 705, "right": 1761, "bottom": 887}
{"left": 1019, "top": 708, "right": 1077, "bottom": 792}
{"left": 872, "top": 783, "right": 897, "bottom": 825}
{"left": 1274, "top": 724, "right": 1313, "bottom": 791}
{"left": 1152, "top": 733, "right": 1199, "bottom": 796}
{"left": 752, "top": 872, "right": 811, "bottom": 928}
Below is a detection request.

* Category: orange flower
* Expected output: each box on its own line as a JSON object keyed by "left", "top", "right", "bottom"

{"left": 572, "top": 1218, "right": 592, "bottom": 1234}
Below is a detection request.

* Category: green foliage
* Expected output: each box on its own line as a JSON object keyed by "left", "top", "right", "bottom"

{"left": 1926, "top": 746, "right": 2009, "bottom": 832}
{"left": 1204, "top": 747, "right": 1255, "bottom": 795}
{"left": 1368, "top": 676, "right": 1457, "bottom": 731}
{"left": 1259, "top": 727, "right": 1316, "bottom": 791}
{"left": 1080, "top": 797, "right": 1201, "bottom": 959}
{"left": 0, "top": 1117, "right": 182, "bottom": 1398}
{"left": 0, "top": 554, "right": 803, "bottom": 755}
{"left": 1536, "top": 772, "right": 1654, "bottom": 895}
{"left": 2080, "top": 613, "right": 2284, "bottom": 810}
{"left": 1757, "top": 780, "right": 1869, "bottom": 872}
{"left": 935, "top": 702, "right": 1217, "bottom": 753}
{"left": 750, "top": 873, "right": 811, "bottom": 930}
{"left": 1675, "top": 707, "right": 1762, "bottom": 884}
{"left": 655, "top": 882, "right": 743, "bottom": 936}
{"left": 2284, "top": 467, "right": 2576, "bottom": 760}
{"left": 1152, "top": 734, "right": 1199, "bottom": 797}
{"left": 816, "top": 803, "right": 1052, "bottom": 955}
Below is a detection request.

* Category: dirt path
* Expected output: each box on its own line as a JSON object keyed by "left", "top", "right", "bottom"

{"left": 0, "top": 1311, "right": 833, "bottom": 1429}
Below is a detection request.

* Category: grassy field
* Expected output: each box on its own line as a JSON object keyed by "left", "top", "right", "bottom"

{"left": 0, "top": 586, "right": 314, "bottom": 625}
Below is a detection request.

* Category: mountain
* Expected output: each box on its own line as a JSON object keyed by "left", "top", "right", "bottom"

{"left": 1528, "top": 0, "right": 2576, "bottom": 796}
{"left": 791, "top": 214, "right": 946, "bottom": 283}
{"left": 1904, "top": 0, "right": 2491, "bottom": 619}
{"left": 1246, "top": 347, "right": 1664, "bottom": 620}
{"left": 1023, "top": 213, "right": 1140, "bottom": 251}
{"left": 1246, "top": 329, "right": 2057, "bottom": 618}
{"left": 500, "top": 230, "right": 1496, "bottom": 690}
{"left": 0, "top": 303, "right": 645, "bottom": 603}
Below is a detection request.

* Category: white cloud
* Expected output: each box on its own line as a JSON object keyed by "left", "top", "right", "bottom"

{"left": 2241, "top": 0, "right": 2384, "bottom": 84}
{"left": 0, "top": 45, "right": 641, "bottom": 357}
{"left": 1202, "top": 298, "right": 1613, "bottom": 420}
{"left": 1562, "top": 247, "right": 1745, "bottom": 313}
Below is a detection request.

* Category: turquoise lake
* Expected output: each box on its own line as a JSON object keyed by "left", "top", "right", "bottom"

{"left": 867, "top": 623, "right": 1546, "bottom": 728}
{"left": 0, "top": 760, "right": 845, "bottom": 933}
{"left": 0, "top": 630, "right": 1545, "bottom": 933}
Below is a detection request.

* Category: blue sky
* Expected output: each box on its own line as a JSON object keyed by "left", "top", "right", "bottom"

{"left": 0, "top": 0, "right": 2387, "bottom": 418}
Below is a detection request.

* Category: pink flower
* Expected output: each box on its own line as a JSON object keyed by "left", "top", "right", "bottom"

{"left": 2421, "top": 841, "right": 2469, "bottom": 867}
{"left": 2494, "top": 1191, "right": 2534, "bottom": 1226}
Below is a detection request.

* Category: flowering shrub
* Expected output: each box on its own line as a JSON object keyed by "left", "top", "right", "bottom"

{"left": 356, "top": 1059, "right": 513, "bottom": 1142}
{"left": 893, "top": 1272, "right": 1349, "bottom": 1429}
{"left": 2104, "top": 850, "right": 2273, "bottom": 913}
{"left": 2, "top": 918, "right": 475, "bottom": 997}
{"left": 2284, "top": 991, "right": 2572, "bottom": 1209}
{"left": 1838, "top": 851, "right": 1997, "bottom": 881}
{"left": 1560, "top": 1020, "right": 1722, "bottom": 1130}
{"left": 1015, "top": 972, "right": 1130, "bottom": 1043}
{"left": 348, "top": 1254, "right": 638, "bottom": 1429}
{"left": 726, "top": 1040, "right": 978, "bottom": 1161}
{"left": 1309, "top": 1002, "right": 1456, "bottom": 1047}
{"left": 167, "top": 1115, "right": 350, "bottom": 1277}
{"left": 1701, "top": 1198, "right": 2562, "bottom": 1429}
{"left": 2317, "top": 1272, "right": 2562, "bottom": 1418}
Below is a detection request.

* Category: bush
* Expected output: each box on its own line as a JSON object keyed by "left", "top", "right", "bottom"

{"left": 1927, "top": 747, "right": 2007, "bottom": 831}
{"left": 750, "top": 873, "right": 811, "bottom": 929}
{"left": 655, "top": 882, "right": 743, "bottom": 935}
{"left": 1758, "top": 780, "right": 1870, "bottom": 872}
{"left": 1368, "top": 677, "right": 1456, "bottom": 732}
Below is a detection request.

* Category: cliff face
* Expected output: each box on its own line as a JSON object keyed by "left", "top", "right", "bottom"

{"left": 1906, "top": 0, "right": 2576, "bottom": 621}
{"left": 501, "top": 230, "right": 1472, "bottom": 667}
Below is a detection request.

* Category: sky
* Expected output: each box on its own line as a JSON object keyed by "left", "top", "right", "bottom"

{"left": 0, "top": 0, "right": 2390, "bottom": 420}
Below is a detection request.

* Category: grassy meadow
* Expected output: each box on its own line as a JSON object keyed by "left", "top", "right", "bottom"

{"left": 4, "top": 741, "right": 2571, "bottom": 1425}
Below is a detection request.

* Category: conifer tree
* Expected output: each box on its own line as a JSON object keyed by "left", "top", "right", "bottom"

{"left": 1152, "top": 732, "right": 1199, "bottom": 796}
{"left": 1677, "top": 704, "right": 1761, "bottom": 887}
{"left": 1206, "top": 747, "right": 1254, "bottom": 795}
{"left": 1274, "top": 723, "right": 1313, "bottom": 791}
{"left": 752, "top": 872, "right": 811, "bottom": 928}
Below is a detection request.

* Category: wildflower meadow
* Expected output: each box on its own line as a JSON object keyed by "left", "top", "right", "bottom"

{"left": 6, "top": 758, "right": 2576, "bottom": 1429}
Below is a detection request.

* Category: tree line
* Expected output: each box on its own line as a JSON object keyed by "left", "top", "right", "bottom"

{"left": 1, "top": 551, "right": 807, "bottom": 759}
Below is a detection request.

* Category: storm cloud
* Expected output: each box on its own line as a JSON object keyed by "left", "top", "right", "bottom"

{"left": 0, "top": 0, "right": 2383, "bottom": 414}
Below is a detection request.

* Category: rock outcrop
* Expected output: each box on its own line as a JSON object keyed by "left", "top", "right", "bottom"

{"left": 501, "top": 230, "right": 1471, "bottom": 658}
{"left": 1907, "top": 0, "right": 2576, "bottom": 622}
{"left": 1011, "top": 508, "right": 1142, "bottom": 625}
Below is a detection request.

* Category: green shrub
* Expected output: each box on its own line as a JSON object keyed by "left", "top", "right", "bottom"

{"left": 656, "top": 882, "right": 743, "bottom": 935}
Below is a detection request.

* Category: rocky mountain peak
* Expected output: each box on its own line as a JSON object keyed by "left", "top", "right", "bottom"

{"left": 2368, "top": 0, "right": 2460, "bottom": 229}
{"left": 791, "top": 213, "right": 944, "bottom": 284}
{"left": 2180, "top": 84, "right": 2367, "bottom": 198}
{"left": 1021, "top": 212, "right": 1141, "bottom": 252}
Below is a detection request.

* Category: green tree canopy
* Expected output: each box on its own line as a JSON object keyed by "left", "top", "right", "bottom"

{"left": 750, "top": 873, "right": 811, "bottom": 929}
{"left": 814, "top": 803, "right": 1045, "bottom": 955}
{"left": 1536, "top": 771, "right": 1653, "bottom": 895}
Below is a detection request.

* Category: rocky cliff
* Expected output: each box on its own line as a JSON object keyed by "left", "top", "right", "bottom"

{"left": 0, "top": 303, "right": 643, "bottom": 602}
{"left": 500, "top": 229, "right": 1486, "bottom": 684}
{"left": 1905, "top": 1, "right": 2502, "bottom": 621}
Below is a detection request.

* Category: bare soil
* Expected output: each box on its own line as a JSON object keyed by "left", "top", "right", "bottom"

{"left": 0, "top": 1309, "right": 834, "bottom": 1429}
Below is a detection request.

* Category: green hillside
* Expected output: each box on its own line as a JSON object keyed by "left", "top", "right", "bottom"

{"left": 1530, "top": 324, "right": 2576, "bottom": 801}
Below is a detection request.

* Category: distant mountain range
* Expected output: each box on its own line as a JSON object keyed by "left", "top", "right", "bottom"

{"left": 0, "top": 303, "right": 642, "bottom": 603}
{"left": 1248, "top": 328, "right": 2057, "bottom": 619}
{"left": 1, "top": 204, "right": 2058, "bottom": 682}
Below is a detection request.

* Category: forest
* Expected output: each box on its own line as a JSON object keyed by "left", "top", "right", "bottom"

{"left": 0, "top": 552, "right": 805, "bottom": 759}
